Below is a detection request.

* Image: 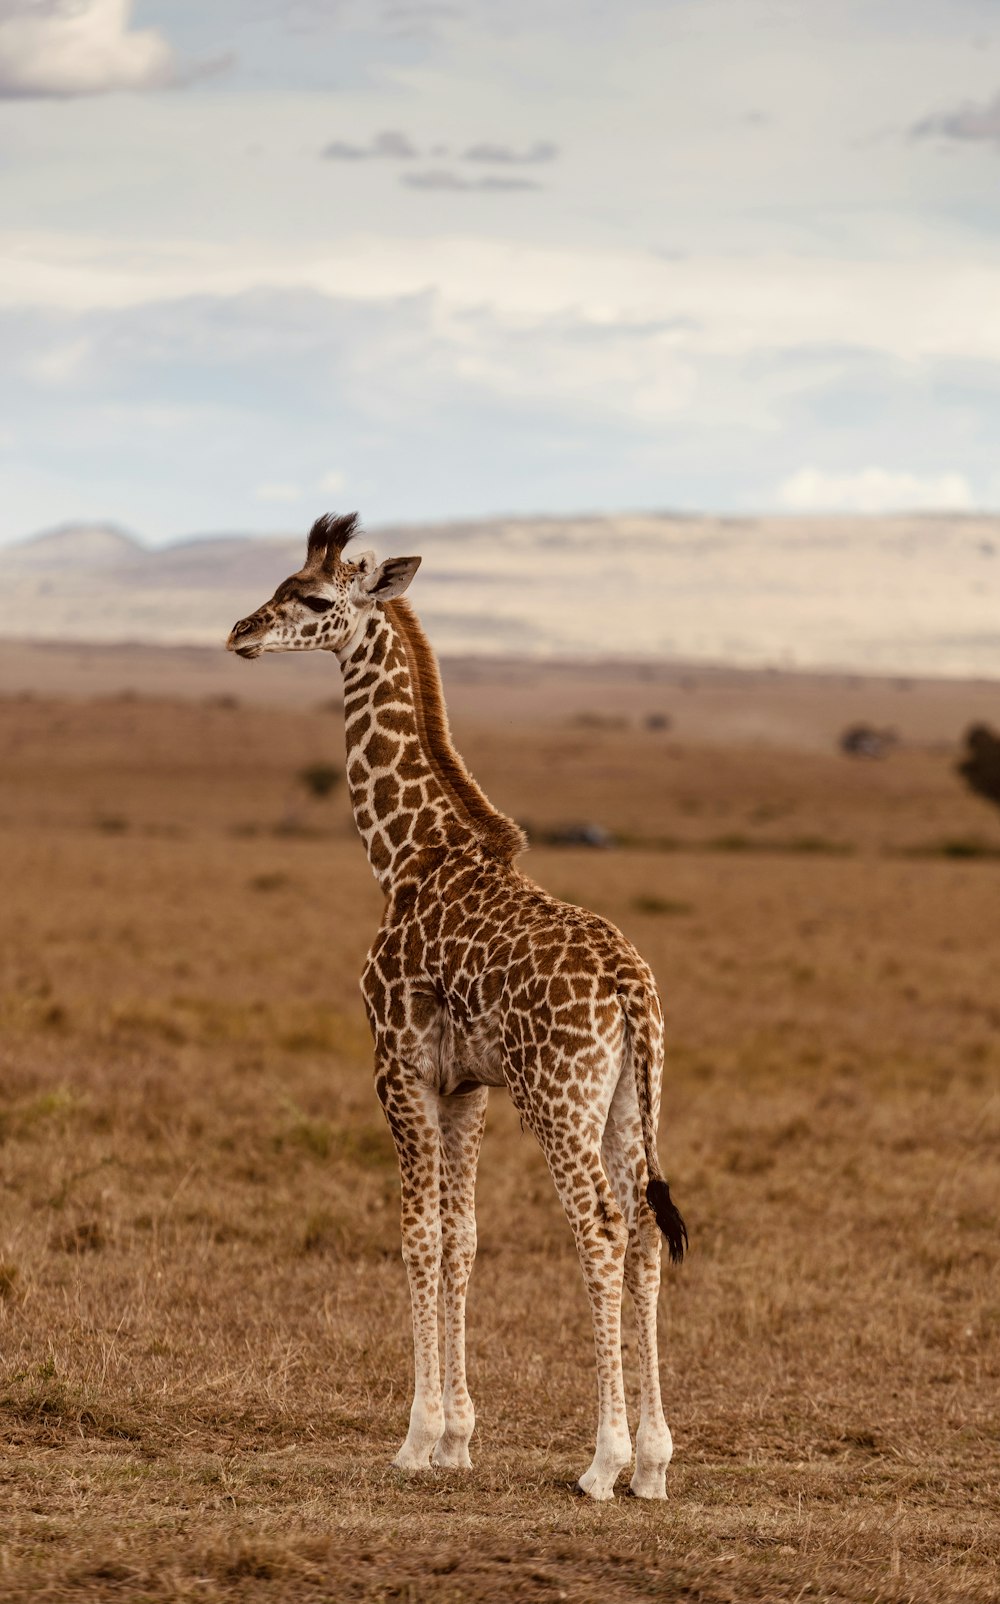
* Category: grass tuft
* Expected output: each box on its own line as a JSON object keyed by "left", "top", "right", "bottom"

{"left": 94, "top": 814, "right": 129, "bottom": 833}
{"left": 248, "top": 871, "right": 295, "bottom": 892}
{"left": 630, "top": 894, "right": 694, "bottom": 916}
{"left": 898, "top": 837, "right": 1000, "bottom": 861}
{"left": 50, "top": 1219, "right": 105, "bottom": 1254}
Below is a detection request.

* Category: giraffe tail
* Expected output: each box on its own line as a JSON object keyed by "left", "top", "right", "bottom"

{"left": 646, "top": 1177, "right": 688, "bottom": 1265}
{"left": 620, "top": 985, "right": 688, "bottom": 1264}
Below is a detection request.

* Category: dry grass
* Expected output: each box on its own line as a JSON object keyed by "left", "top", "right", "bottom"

{"left": 0, "top": 686, "right": 998, "bottom": 1602}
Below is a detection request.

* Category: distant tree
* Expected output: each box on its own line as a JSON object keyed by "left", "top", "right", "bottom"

{"left": 840, "top": 724, "right": 898, "bottom": 759}
{"left": 957, "top": 723, "right": 1000, "bottom": 809}
{"left": 276, "top": 762, "right": 344, "bottom": 834}
{"left": 299, "top": 762, "right": 342, "bottom": 800}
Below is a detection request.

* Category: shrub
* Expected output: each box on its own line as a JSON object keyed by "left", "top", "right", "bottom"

{"left": 957, "top": 723, "right": 1000, "bottom": 810}
{"left": 631, "top": 894, "right": 693, "bottom": 916}
{"left": 298, "top": 763, "right": 342, "bottom": 800}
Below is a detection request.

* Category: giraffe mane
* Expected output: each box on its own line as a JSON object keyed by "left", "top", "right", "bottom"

{"left": 385, "top": 598, "right": 527, "bottom": 863}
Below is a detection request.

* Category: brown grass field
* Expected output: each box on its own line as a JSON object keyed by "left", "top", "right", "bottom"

{"left": 1, "top": 654, "right": 999, "bottom": 1602}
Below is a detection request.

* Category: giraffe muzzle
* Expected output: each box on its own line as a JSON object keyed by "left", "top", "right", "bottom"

{"left": 227, "top": 616, "right": 265, "bottom": 659}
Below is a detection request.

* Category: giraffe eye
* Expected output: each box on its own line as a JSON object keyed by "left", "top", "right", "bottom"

{"left": 302, "top": 595, "right": 333, "bottom": 613}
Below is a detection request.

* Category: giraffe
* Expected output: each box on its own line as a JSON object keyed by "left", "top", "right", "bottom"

{"left": 226, "top": 512, "right": 688, "bottom": 1500}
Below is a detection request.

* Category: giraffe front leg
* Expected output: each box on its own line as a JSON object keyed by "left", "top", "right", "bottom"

{"left": 378, "top": 1065, "right": 445, "bottom": 1471}
{"left": 432, "top": 1086, "right": 488, "bottom": 1470}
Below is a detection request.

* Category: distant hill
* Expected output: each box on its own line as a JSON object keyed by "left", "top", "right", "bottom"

{"left": 1, "top": 514, "right": 998, "bottom": 676}
{"left": 6, "top": 523, "right": 143, "bottom": 568}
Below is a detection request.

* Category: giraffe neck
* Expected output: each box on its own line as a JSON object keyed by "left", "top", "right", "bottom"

{"left": 336, "top": 600, "right": 525, "bottom": 892}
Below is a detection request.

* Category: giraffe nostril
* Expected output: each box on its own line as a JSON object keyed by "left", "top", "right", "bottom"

{"left": 234, "top": 618, "right": 255, "bottom": 637}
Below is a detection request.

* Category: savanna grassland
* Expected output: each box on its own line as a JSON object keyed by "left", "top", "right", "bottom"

{"left": 0, "top": 661, "right": 998, "bottom": 1603}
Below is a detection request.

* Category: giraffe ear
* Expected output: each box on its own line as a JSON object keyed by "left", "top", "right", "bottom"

{"left": 356, "top": 555, "right": 421, "bottom": 602}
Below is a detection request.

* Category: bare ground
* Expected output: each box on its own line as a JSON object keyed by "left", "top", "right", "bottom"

{"left": 0, "top": 664, "right": 998, "bottom": 1602}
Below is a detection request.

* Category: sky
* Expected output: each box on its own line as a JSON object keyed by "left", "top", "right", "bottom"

{"left": 3, "top": 0, "right": 1000, "bottom": 542}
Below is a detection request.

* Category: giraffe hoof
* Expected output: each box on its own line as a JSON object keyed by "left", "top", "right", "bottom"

{"left": 627, "top": 1475, "right": 669, "bottom": 1499}
{"left": 392, "top": 1448, "right": 435, "bottom": 1472}
{"left": 574, "top": 1477, "right": 617, "bottom": 1500}
{"left": 431, "top": 1439, "right": 473, "bottom": 1470}
{"left": 572, "top": 1481, "right": 587, "bottom": 1497}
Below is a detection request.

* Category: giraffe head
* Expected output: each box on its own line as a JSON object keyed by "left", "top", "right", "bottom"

{"left": 226, "top": 512, "right": 421, "bottom": 660}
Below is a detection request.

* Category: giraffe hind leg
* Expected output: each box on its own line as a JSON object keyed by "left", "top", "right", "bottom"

{"left": 602, "top": 1067, "right": 673, "bottom": 1499}
{"left": 521, "top": 1093, "right": 632, "bottom": 1499}
{"left": 569, "top": 1162, "right": 632, "bottom": 1500}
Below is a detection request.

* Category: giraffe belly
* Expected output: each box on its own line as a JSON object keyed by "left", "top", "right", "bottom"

{"left": 437, "top": 1010, "right": 506, "bottom": 1095}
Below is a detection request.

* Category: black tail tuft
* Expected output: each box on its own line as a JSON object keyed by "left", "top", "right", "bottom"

{"left": 647, "top": 1178, "right": 688, "bottom": 1264}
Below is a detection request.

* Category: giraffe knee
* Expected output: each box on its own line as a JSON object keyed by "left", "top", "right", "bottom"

{"left": 400, "top": 1211, "right": 442, "bottom": 1276}
{"left": 579, "top": 1186, "right": 628, "bottom": 1264}
{"left": 625, "top": 1208, "right": 662, "bottom": 1273}
{"left": 624, "top": 1240, "right": 661, "bottom": 1295}
{"left": 604, "top": 1212, "right": 629, "bottom": 1263}
{"left": 442, "top": 1213, "right": 476, "bottom": 1268}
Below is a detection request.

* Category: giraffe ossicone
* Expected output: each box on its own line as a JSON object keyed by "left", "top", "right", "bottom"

{"left": 226, "top": 511, "right": 688, "bottom": 1500}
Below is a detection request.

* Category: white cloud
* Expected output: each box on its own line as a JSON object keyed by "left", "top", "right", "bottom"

{"left": 912, "top": 92, "right": 1000, "bottom": 146}
{"left": 24, "top": 334, "right": 91, "bottom": 385}
{"left": 254, "top": 481, "right": 302, "bottom": 503}
{"left": 776, "top": 467, "right": 974, "bottom": 515}
{"left": 4, "top": 3, "right": 1000, "bottom": 532}
{"left": 400, "top": 168, "right": 541, "bottom": 191}
{"left": 462, "top": 139, "right": 558, "bottom": 164}
{"left": 8, "top": 232, "right": 1000, "bottom": 371}
{"left": 321, "top": 129, "right": 418, "bottom": 160}
{"left": 0, "top": 0, "right": 176, "bottom": 99}
{"left": 4, "top": 287, "right": 1000, "bottom": 539}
